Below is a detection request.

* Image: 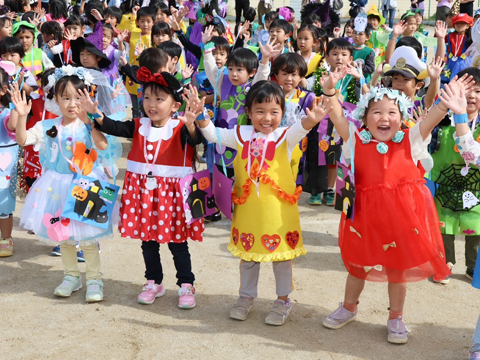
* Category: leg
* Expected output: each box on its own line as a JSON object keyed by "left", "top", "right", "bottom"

{"left": 272, "top": 260, "right": 293, "bottom": 301}
{"left": 239, "top": 260, "right": 261, "bottom": 298}
{"left": 442, "top": 233, "right": 456, "bottom": 265}
{"left": 387, "top": 281, "right": 409, "bottom": 344}
{"left": 344, "top": 273, "right": 365, "bottom": 306}
{"left": 465, "top": 235, "right": 480, "bottom": 273}
{"left": 141, "top": 241, "right": 163, "bottom": 284}
{"left": 60, "top": 243, "right": 80, "bottom": 278}
{"left": 327, "top": 166, "right": 336, "bottom": 189}
{"left": 0, "top": 215, "right": 13, "bottom": 238}
{"left": 82, "top": 243, "right": 102, "bottom": 281}
{"left": 168, "top": 241, "right": 195, "bottom": 287}
{"left": 389, "top": 10, "right": 396, "bottom": 29}
{"left": 235, "top": 0, "right": 242, "bottom": 24}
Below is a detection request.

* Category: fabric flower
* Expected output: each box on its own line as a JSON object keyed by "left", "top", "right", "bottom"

{"left": 83, "top": 71, "right": 94, "bottom": 85}
{"left": 462, "top": 151, "right": 476, "bottom": 161}
{"left": 62, "top": 65, "right": 75, "bottom": 76}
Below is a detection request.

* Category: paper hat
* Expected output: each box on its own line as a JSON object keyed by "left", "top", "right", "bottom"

{"left": 279, "top": 7, "right": 292, "bottom": 22}
{"left": 354, "top": 12, "right": 368, "bottom": 32}
{"left": 383, "top": 46, "right": 428, "bottom": 80}
{"left": 12, "top": 20, "right": 38, "bottom": 38}
{"left": 367, "top": 4, "right": 385, "bottom": 25}
{"left": 452, "top": 13, "right": 474, "bottom": 27}
{"left": 70, "top": 22, "right": 111, "bottom": 69}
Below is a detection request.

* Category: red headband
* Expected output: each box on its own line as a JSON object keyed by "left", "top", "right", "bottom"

{"left": 136, "top": 67, "right": 168, "bottom": 87}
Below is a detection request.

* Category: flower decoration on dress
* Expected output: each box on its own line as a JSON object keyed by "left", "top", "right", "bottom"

{"left": 45, "top": 65, "right": 95, "bottom": 92}
{"left": 376, "top": 142, "right": 388, "bottom": 154}
{"left": 359, "top": 129, "right": 372, "bottom": 144}
{"left": 392, "top": 131, "right": 405, "bottom": 143}
{"left": 352, "top": 87, "right": 413, "bottom": 121}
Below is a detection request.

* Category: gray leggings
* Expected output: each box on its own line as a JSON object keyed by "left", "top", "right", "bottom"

{"left": 239, "top": 260, "right": 293, "bottom": 298}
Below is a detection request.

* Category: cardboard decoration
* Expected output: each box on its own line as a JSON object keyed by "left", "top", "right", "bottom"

{"left": 334, "top": 162, "right": 356, "bottom": 221}
{"left": 179, "top": 169, "right": 217, "bottom": 224}
{"left": 212, "top": 165, "right": 233, "bottom": 220}
{"left": 61, "top": 174, "right": 119, "bottom": 229}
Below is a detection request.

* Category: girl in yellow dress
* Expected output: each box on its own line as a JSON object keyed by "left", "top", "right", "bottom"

{"left": 192, "top": 81, "right": 327, "bottom": 326}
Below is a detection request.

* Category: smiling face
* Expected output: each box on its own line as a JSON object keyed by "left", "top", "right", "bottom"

{"left": 466, "top": 84, "right": 480, "bottom": 115}
{"left": 275, "top": 69, "right": 301, "bottom": 94}
{"left": 365, "top": 97, "right": 402, "bottom": 142}
{"left": 79, "top": 49, "right": 100, "bottom": 68}
{"left": 325, "top": 48, "right": 353, "bottom": 69}
{"left": 143, "top": 86, "right": 180, "bottom": 125}
{"left": 54, "top": 82, "right": 81, "bottom": 122}
{"left": 16, "top": 30, "right": 35, "bottom": 52}
{"left": 368, "top": 16, "right": 379, "bottom": 30}
{"left": 246, "top": 98, "right": 285, "bottom": 135}
{"left": 137, "top": 15, "right": 154, "bottom": 35}
{"left": 297, "top": 29, "right": 316, "bottom": 53}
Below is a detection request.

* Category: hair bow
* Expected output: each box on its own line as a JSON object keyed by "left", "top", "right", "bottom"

{"left": 136, "top": 67, "right": 168, "bottom": 87}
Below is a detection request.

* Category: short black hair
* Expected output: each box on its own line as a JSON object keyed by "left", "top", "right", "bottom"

{"left": 137, "top": 7, "right": 155, "bottom": 22}
{"left": 40, "top": 21, "right": 63, "bottom": 43}
{"left": 15, "top": 25, "right": 35, "bottom": 37}
{"left": 0, "top": 37, "right": 25, "bottom": 58}
{"left": 49, "top": 0, "right": 68, "bottom": 20}
{"left": 364, "top": 23, "right": 373, "bottom": 37}
{"left": 55, "top": 75, "right": 88, "bottom": 98}
{"left": 264, "top": 11, "right": 279, "bottom": 23}
{"left": 157, "top": 41, "right": 182, "bottom": 60}
{"left": 211, "top": 36, "right": 230, "bottom": 54}
{"left": 297, "top": 24, "right": 319, "bottom": 41}
{"left": 85, "top": 1, "right": 104, "bottom": 26}
{"left": 272, "top": 53, "right": 307, "bottom": 77}
{"left": 245, "top": 80, "right": 285, "bottom": 115}
{"left": 367, "top": 14, "right": 381, "bottom": 22}
{"left": 153, "top": 2, "right": 171, "bottom": 16}
{"left": 326, "top": 38, "right": 353, "bottom": 56}
{"left": 0, "top": 16, "right": 13, "bottom": 31}
{"left": 104, "top": 6, "right": 123, "bottom": 24}
{"left": 342, "top": 19, "right": 354, "bottom": 37}
{"left": 138, "top": 47, "right": 169, "bottom": 73}
{"left": 21, "top": 11, "right": 36, "bottom": 22}
{"left": 204, "top": 22, "right": 225, "bottom": 36}
{"left": 143, "top": 72, "right": 183, "bottom": 102}
{"left": 103, "top": 21, "right": 114, "bottom": 35}
{"left": 395, "top": 36, "right": 422, "bottom": 58}
{"left": 151, "top": 21, "right": 171, "bottom": 40}
{"left": 244, "top": 7, "right": 256, "bottom": 22}
{"left": 269, "top": 19, "right": 290, "bottom": 35}
{"left": 226, "top": 48, "right": 259, "bottom": 74}
{"left": 302, "top": 13, "right": 321, "bottom": 26}
{"left": 457, "top": 67, "right": 480, "bottom": 86}
{"left": 65, "top": 14, "right": 85, "bottom": 27}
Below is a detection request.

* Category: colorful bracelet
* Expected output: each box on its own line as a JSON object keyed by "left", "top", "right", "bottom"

{"left": 453, "top": 113, "right": 469, "bottom": 124}
{"left": 203, "top": 41, "right": 215, "bottom": 53}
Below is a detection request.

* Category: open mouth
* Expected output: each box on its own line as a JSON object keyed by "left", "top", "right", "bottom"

{"left": 378, "top": 125, "right": 390, "bottom": 134}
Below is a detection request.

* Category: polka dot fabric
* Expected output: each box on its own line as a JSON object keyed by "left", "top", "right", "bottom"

{"left": 119, "top": 172, "right": 204, "bottom": 243}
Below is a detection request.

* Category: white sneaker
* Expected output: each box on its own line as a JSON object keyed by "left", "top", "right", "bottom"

{"left": 54, "top": 275, "right": 82, "bottom": 297}
{"left": 86, "top": 279, "right": 104, "bottom": 303}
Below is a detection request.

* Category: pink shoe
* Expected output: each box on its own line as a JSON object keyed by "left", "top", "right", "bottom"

{"left": 137, "top": 280, "right": 165, "bottom": 305}
{"left": 178, "top": 283, "right": 196, "bottom": 309}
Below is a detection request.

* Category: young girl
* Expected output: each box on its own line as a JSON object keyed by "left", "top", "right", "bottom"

{"left": 195, "top": 81, "right": 326, "bottom": 325}
{"left": 342, "top": 19, "right": 354, "bottom": 44}
{"left": 296, "top": 25, "right": 321, "bottom": 78}
{"left": 83, "top": 69, "right": 204, "bottom": 309}
{"left": 46, "top": 0, "right": 68, "bottom": 23}
{"left": 151, "top": 21, "right": 173, "bottom": 47}
{"left": 0, "top": 15, "right": 13, "bottom": 41}
{"left": 14, "top": 66, "right": 119, "bottom": 302}
{"left": 40, "top": 21, "right": 64, "bottom": 65}
{"left": 320, "top": 67, "right": 453, "bottom": 343}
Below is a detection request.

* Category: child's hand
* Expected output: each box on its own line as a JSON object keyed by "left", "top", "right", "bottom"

{"left": 322, "top": 66, "right": 348, "bottom": 91}
{"left": 47, "top": 40, "right": 58, "bottom": 49}
{"left": 8, "top": 83, "right": 31, "bottom": 117}
{"left": 5, "top": 11, "right": 17, "bottom": 21}
{"left": 91, "top": 8, "right": 103, "bottom": 21}
{"left": 292, "top": 19, "right": 300, "bottom": 30}
{"left": 64, "top": 28, "right": 76, "bottom": 41}
{"left": 117, "top": 30, "right": 129, "bottom": 43}
{"left": 434, "top": 20, "right": 447, "bottom": 39}
{"left": 135, "top": 42, "right": 146, "bottom": 57}
{"left": 333, "top": 27, "right": 341, "bottom": 38}
{"left": 182, "top": 64, "right": 194, "bottom": 80}
{"left": 132, "top": 5, "right": 140, "bottom": 17}
{"left": 179, "top": 85, "right": 205, "bottom": 125}
{"left": 259, "top": 37, "right": 282, "bottom": 61}
{"left": 119, "top": 53, "right": 127, "bottom": 67}
{"left": 76, "top": 88, "right": 99, "bottom": 118}
{"left": 412, "top": 106, "right": 428, "bottom": 124}
{"left": 202, "top": 25, "right": 214, "bottom": 44}
{"left": 170, "top": 16, "right": 181, "bottom": 31}
{"left": 111, "top": 81, "right": 125, "bottom": 99}
{"left": 392, "top": 20, "right": 407, "bottom": 37}
{"left": 457, "top": 73, "right": 475, "bottom": 92}
{"left": 28, "top": 11, "right": 43, "bottom": 28}
{"left": 374, "top": 61, "right": 385, "bottom": 76}
{"left": 346, "top": 62, "right": 361, "bottom": 79}
{"left": 177, "top": 6, "right": 189, "bottom": 24}
{"left": 427, "top": 56, "right": 445, "bottom": 80}
{"left": 305, "top": 96, "right": 331, "bottom": 125}
{"left": 380, "top": 24, "right": 388, "bottom": 30}
{"left": 238, "top": 20, "right": 250, "bottom": 39}
{"left": 439, "top": 79, "right": 467, "bottom": 114}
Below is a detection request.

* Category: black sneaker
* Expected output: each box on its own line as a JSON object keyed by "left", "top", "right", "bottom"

{"left": 466, "top": 268, "right": 474, "bottom": 280}
{"left": 204, "top": 212, "right": 222, "bottom": 223}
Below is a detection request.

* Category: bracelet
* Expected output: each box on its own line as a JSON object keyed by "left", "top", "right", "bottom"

{"left": 453, "top": 113, "right": 469, "bottom": 124}
{"left": 183, "top": 77, "right": 192, "bottom": 85}
{"left": 203, "top": 41, "right": 215, "bottom": 53}
{"left": 323, "top": 91, "right": 336, "bottom": 97}
{"left": 88, "top": 112, "right": 102, "bottom": 119}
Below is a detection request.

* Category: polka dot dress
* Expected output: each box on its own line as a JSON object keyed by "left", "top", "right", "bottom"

{"left": 119, "top": 172, "right": 204, "bottom": 243}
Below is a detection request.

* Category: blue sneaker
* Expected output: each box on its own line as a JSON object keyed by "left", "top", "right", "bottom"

{"left": 77, "top": 250, "right": 85, "bottom": 262}
{"left": 51, "top": 246, "right": 61, "bottom": 256}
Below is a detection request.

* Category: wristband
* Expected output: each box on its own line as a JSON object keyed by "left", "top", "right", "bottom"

{"left": 203, "top": 41, "right": 215, "bottom": 53}
{"left": 453, "top": 113, "right": 469, "bottom": 124}
{"left": 323, "top": 91, "right": 336, "bottom": 97}
{"left": 88, "top": 112, "right": 102, "bottom": 119}
{"left": 183, "top": 77, "right": 192, "bottom": 85}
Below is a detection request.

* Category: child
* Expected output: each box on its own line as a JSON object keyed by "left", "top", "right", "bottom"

{"left": 321, "top": 66, "right": 453, "bottom": 343}
{"left": 14, "top": 66, "right": 118, "bottom": 302}
{"left": 13, "top": 21, "right": 54, "bottom": 77}
{"left": 351, "top": 17, "right": 375, "bottom": 83}
{"left": 366, "top": 4, "right": 392, "bottom": 68}
{"left": 46, "top": 0, "right": 68, "bottom": 23}
{"left": 342, "top": 19, "right": 354, "bottom": 44}
{"left": 430, "top": 67, "right": 480, "bottom": 284}
{"left": 269, "top": 19, "right": 290, "bottom": 54}
{"left": 195, "top": 80, "right": 326, "bottom": 325}
{"left": 85, "top": 70, "right": 203, "bottom": 308}
{"left": 0, "top": 14, "right": 13, "bottom": 41}
{"left": 257, "top": 11, "right": 279, "bottom": 46}
{"left": 104, "top": 6, "right": 123, "bottom": 27}
{"left": 151, "top": 21, "right": 173, "bottom": 46}
{"left": 297, "top": 25, "right": 321, "bottom": 78}
{"left": 157, "top": 42, "right": 183, "bottom": 81}
{"left": 40, "top": 21, "right": 64, "bottom": 66}
{"left": 0, "top": 65, "right": 20, "bottom": 257}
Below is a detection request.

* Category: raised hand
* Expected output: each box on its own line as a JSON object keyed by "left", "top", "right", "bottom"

{"left": 434, "top": 20, "right": 447, "bottom": 39}
{"left": 456, "top": 73, "right": 475, "bottom": 92}
{"left": 439, "top": 79, "right": 467, "bottom": 115}
{"left": 427, "top": 56, "right": 445, "bottom": 80}
{"left": 8, "top": 83, "right": 31, "bottom": 117}
{"left": 181, "top": 64, "right": 195, "bottom": 80}
{"left": 119, "top": 53, "right": 127, "bottom": 67}
{"left": 132, "top": 5, "right": 140, "bottom": 17}
{"left": 306, "top": 96, "right": 331, "bottom": 124}
{"left": 238, "top": 20, "right": 250, "bottom": 39}
{"left": 333, "top": 27, "right": 341, "bottom": 38}
{"left": 134, "top": 41, "right": 146, "bottom": 57}
{"left": 91, "top": 8, "right": 103, "bottom": 21}
{"left": 412, "top": 106, "right": 428, "bottom": 124}
{"left": 323, "top": 66, "right": 348, "bottom": 91}
{"left": 64, "top": 28, "right": 76, "bottom": 41}
{"left": 47, "top": 40, "right": 58, "bottom": 49}
{"left": 28, "top": 11, "right": 43, "bottom": 27}
{"left": 5, "top": 11, "right": 17, "bottom": 21}
{"left": 177, "top": 5, "right": 189, "bottom": 24}
{"left": 259, "top": 37, "right": 282, "bottom": 61}
{"left": 76, "top": 88, "right": 99, "bottom": 117}
{"left": 179, "top": 86, "right": 205, "bottom": 125}
{"left": 117, "top": 30, "right": 129, "bottom": 43}
{"left": 170, "top": 16, "right": 181, "bottom": 31}
{"left": 392, "top": 20, "right": 407, "bottom": 37}
{"left": 202, "top": 25, "right": 214, "bottom": 44}
{"left": 346, "top": 62, "right": 361, "bottom": 79}
{"left": 374, "top": 61, "right": 385, "bottom": 76}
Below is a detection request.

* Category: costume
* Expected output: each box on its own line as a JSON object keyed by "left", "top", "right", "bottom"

{"left": 0, "top": 109, "right": 18, "bottom": 217}
{"left": 441, "top": 32, "right": 472, "bottom": 82}
{"left": 339, "top": 123, "right": 450, "bottom": 282}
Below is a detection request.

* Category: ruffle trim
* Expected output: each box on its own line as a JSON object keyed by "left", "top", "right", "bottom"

{"left": 33, "top": 232, "right": 114, "bottom": 246}
{"left": 227, "top": 243, "right": 307, "bottom": 262}
{"left": 232, "top": 162, "right": 302, "bottom": 205}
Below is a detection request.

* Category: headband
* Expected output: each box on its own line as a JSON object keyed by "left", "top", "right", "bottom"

{"left": 136, "top": 67, "right": 183, "bottom": 93}
{"left": 352, "top": 87, "right": 413, "bottom": 120}
{"left": 45, "top": 65, "right": 94, "bottom": 92}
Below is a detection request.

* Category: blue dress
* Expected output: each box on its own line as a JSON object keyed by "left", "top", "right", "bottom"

{"left": 0, "top": 108, "right": 18, "bottom": 217}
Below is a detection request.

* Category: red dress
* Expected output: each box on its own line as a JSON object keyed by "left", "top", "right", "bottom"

{"left": 119, "top": 118, "right": 204, "bottom": 243}
{"left": 339, "top": 129, "right": 451, "bottom": 282}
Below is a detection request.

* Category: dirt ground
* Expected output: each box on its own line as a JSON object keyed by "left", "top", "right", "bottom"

{"left": 1, "top": 134, "right": 479, "bottom": 360}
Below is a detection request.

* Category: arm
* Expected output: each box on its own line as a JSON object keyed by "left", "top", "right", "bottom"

{"left": 41, "top": 51, "right": 54, "bottom": 70}
{"left": 204, "top": 50, "right": 223, "bottom": 89}
{"left": 8, "top": 87, "right": 32, "bottom": 146}
{"left": 385, "top": 21, "right": 407, "bottom": 63}
{"left": 434, "top": 21, "right": 447, "bottom": 60}
{"left": 175, "top": 30, "right": 203, "bottom": 60}
{"left": 424, "top": 56, "right": 444, "bottom": 109}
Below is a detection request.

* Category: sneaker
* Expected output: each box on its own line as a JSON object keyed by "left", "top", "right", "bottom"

{"left": 324, "top": 189, "right": 335, "bottom": 206}
{"left": 470, "top": 344, "right": 480, "bottom": 360}
{"left": 230, "top": 296, "right": 255, "bottom": 321}
{"left": 178, "top": 283, "right": 196, "bottom": 309}
{"left": 265, "top": 299, "right": 293, "bottom": 326}
{"left": 308, "top": 194, "right": 322, "bottom": 206}
{"left": 51, "top": 246, "right": 61, "bottom": 257}
{"left": 323, "top": 302, "right": 358, "bottom": 329}
{"left": 137, "top": 280, "right": 165, "bottom": 305}
{"left": 54, "top": 275, "right": 82, "bottom": 297}
{"left": 433, "top": 262, "right": 453, "bottom": 285}
{"left": 387, "top": 316, "right": 409, "bottom": 344}
{"left": 0, "top": 238, "right": 13, "bottom": 257}
{"left": 204, "top": 211, "right": 222, "bottom": 223}
{"left": 466, "top": 268, "right": 475, "bottom": 280}
{"left": 86, "top": 279, "right": 104, "bottom": 303}
{"left": 77, "top": 250, "right": 85, "bottom": 262}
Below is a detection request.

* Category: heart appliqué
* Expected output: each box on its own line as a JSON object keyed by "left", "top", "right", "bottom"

{"left": 0, "top": 152, "right": 12, "bottom": 171}
{"left": 61, "top": 218, "right": 70, "bottom": 227}
{"left": 240, "top": 232, "right": 254, "bottom": 251}
{"left": 232, "top": 227, "right": 239, "bottom": 245}
{"left": 261, "top": 234, "right": 281, "bottom": 252}
{"left": 286, "top": 231, "right": 299, "bottom": 249}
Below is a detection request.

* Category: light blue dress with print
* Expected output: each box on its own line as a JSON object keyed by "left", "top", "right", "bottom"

{"left": 0, "top": 108, "right": 17, "bottom": 217}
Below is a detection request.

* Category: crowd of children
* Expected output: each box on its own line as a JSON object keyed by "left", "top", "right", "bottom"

{"left": 1, "top": 0, "right": 480, "bottom": 357}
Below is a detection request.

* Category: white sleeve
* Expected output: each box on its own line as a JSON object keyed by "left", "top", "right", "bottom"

{"left": 305, "top": 76, "right": 316, "bottom": 91}
{"left": 24, "top": 70, "right": 38, "bottom": 90}
{"left": 453, "top": 130, "right": 480, "bottom": 165}
{"left": 204, "top": 51, "right": 223, "bottom": 90}
{"left": 252, "top": 62, "right": 270, "bottom": 83}
{"left": 199, "top": 121, "right": 237, "bottom": 149}
{"left": 24, "top": 121, "right": 45, "bottom": 146}
{"left": 341, "top": 122, "right": 357, "bottom": 165}
{"left": 113, "top": 49, "right": 126, "bottom": 62}
{"left": 41, "top": 52, "right": 54, "bottom": 69}
{"left": 285, "top": 121, "right": 309, "bottom": 159}
{"left": 49, "top": 43, "right": 63, "bottom": 55}
{"left": 409, "top": 124, "right": 434, "bottom": 172}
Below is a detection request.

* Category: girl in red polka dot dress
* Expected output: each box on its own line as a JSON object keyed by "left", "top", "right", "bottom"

{"left": 85, "top": 69, "right": 204, "bottom": 309}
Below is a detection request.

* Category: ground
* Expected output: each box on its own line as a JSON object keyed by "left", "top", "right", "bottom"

{"left": 1, "top": 134, "right": 478, "bottom": 360}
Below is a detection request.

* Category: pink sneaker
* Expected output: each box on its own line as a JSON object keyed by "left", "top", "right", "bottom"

{"left": 137, "top": 280, "right": 165, "bottom": 305}
{"left": 178, "top": 283, "right": 196, "bottom": 309}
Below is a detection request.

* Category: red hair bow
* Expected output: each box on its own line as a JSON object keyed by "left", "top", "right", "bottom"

{"left": 136, "top": 67, "right": 168, "bottom": 86}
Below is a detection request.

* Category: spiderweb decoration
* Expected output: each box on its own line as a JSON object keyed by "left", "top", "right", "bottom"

{"left": 434, "top": 164, "right": 480, "bottom": 212}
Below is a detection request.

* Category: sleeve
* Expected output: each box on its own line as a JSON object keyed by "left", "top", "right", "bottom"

{"left": 252, "top": 62, "right": 270, "bottom": 83}
{"left": 93, "top": 116, "right": 136, "bottom": 138}
{"left": 305, "top": 75, "right": 316, "bottom": 91}
{"left": 363, "top": 51, "right": 376, "bottom": 75}
{"left": 41, "top": 51, "right": 54, "bottom": 69}
{"left": 175, "top": 31, "right": 202, "bottom": 60}
{"left": 23, "top": 71, "right": 38, "bottom": 90}
{"left": 453, "top": 130, "right": 480, "bottom": 165}
{"left": 376, "top": 30, "right": 392, "bottom": 45}
{"left": 49, "top": 43, "right": 63, "bottom": 55}
{"left": 286, "top": 121, "right": 310, "bottom": 154}
{"left": 180, "top": 124, "right": 204, "bottom": 147}
{"left": 24, "top": 121, "right": 45, "bottom": 146}
{"left": 199, "top": 121, "right": 237, "bottom": 148}
{"left": 232, "top": 36, "right": 245, "bottom": 51}
{"left": 113, "top": 49, "right": 126, "bottom": 62}
{"left": 204, "top": 51, "right": 224, "bottom": 90}
{"left": 409, "top": 124, "right": 434, "bottom": 172}
{"left": 416, "top": 33, "right": 438, "bottom": 48}
{"left": 341, "top": 122, "right": 357, "bottom": 165}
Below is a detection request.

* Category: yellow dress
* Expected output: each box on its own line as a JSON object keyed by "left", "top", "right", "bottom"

{"left": 228, "top": 126, "right": 307, "bottom": 262}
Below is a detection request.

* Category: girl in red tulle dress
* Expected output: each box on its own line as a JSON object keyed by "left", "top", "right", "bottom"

{"left": 319, "top": 67, "right": 453, "bottom": 344}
